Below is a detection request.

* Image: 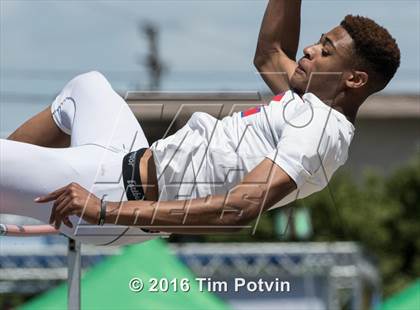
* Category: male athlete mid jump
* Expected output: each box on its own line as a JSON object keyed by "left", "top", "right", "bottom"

{"left": 1, "top": 0, "right": 400, "bottom": 245}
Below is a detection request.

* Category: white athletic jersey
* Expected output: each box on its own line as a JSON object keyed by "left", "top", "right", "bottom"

{"left": 150, "top": 90, "right": 355, "bottom": 209}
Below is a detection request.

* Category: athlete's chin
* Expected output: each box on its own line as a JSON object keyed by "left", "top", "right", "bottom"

{"left": 290, "top": 74, "right": 307, "bottom": 95}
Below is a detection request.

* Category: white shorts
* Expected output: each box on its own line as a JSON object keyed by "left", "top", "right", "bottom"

{"left": 0, "top": 71, "right": 160, "bottom": 245}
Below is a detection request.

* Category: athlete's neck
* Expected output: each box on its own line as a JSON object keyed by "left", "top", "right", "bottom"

{"left": 300, "top": 88, "right": 367, "bottom": 125}
{"left": 331, "top": 90, "right": 369, "bottom": 125}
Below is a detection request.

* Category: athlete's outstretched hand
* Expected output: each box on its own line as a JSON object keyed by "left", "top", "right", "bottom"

{"left": 34, "top": 182, "right": 101, "bottom": 229}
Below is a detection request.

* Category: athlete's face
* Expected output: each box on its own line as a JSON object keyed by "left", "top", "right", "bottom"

{"left": 290, "top": 26, "right": 355, "bottom": 98}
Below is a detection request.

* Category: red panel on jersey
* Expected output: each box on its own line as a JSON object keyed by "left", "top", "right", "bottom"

{"left": 241, "top": 106, "right": 261, "bottom": 117}
{"left": 272, "top": 92, "right": 285, "bottom": 102}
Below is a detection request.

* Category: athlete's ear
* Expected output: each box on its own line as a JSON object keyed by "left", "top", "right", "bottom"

{"left": 345, "top": 70, "right": 368, "bottom": 89}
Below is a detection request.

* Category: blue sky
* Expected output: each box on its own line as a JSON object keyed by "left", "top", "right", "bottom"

{"left": 1, "top": 0, "right": 419, "bottom": 135}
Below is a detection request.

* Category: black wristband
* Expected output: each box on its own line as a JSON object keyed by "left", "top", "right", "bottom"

{"left": 98, "top": 194, "right": 107, "bottom": 226}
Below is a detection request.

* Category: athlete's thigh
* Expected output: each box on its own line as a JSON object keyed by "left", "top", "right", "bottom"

{"left": 52, "top": 71, "right": 149, "bottom": 152}
{"left": 0, "top": 139, "right": 95, "bottom": 222}
{"left": 0, "top": 139, "right": 155, "bottom": 245}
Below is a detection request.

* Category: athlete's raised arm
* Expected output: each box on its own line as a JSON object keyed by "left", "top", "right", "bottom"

{"left": 254, "top": 0, "right": 301, "bottom": 94}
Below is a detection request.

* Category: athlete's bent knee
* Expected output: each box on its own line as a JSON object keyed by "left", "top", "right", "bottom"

{"left": 71, "top": 70, "right": 111, "bottom": 92}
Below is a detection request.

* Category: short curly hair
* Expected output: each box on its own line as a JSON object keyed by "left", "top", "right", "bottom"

{"left": 340, "top": 15, "right": 400, "bottom": 91}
